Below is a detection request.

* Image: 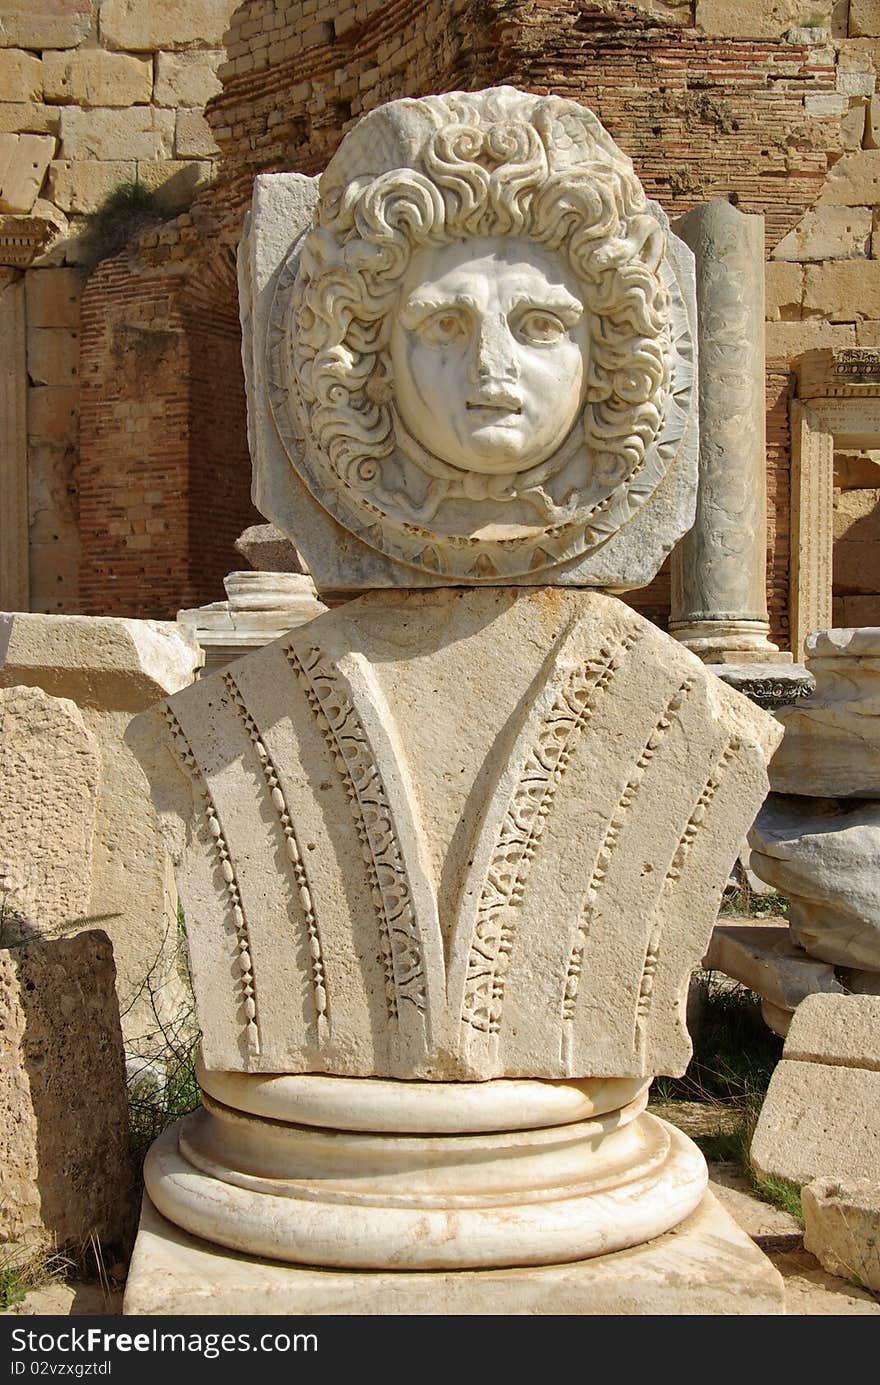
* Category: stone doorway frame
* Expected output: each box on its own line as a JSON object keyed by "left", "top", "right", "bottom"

{"left": 790, "top": 349, "right": 880, "bottom": 660}
{"left": 0, "top": 277, "right": 28, "bottom": 611}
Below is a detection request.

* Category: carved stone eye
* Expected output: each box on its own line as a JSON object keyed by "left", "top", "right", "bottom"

{"left": 515, "top": 310, "right": 566, "bottom": 345}
{"left": 419, "top": 310, "right": 467, "bottom": 346}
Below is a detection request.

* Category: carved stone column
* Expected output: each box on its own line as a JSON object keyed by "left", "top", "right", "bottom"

{"left": 670, "top": 201, "right": 783, "bottom": 663}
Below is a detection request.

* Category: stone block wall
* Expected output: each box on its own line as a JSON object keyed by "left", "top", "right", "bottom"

{"left": 0, "top": 0, "right": 237, "bottom": 251}
{"left": 0, "top": 0, "right": 241, "bottom": 616}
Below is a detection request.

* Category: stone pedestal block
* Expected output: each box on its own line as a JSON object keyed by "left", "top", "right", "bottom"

{"left": 0, "top": 931, "right": 134, "bottom": 1253}
{"left": 176, "top": 571, "right": 325, "bottom": 674}
{"left": 0, "top": 613, "right": 201, "bottom": 1051}
{"left": 123, "top": 1190, "right": 784, "bottom": 1315}
{"left": 803, "top": 1177, "right": 880, "bottom": 1293}
{"left": 0, "top": 684, "right": 99, "bottom": 935}
{"left": 752, "top": 995, "right": 880, "bottom": 1188}
{"left": 769, "top": 628, "right": 880, "bottom": 797}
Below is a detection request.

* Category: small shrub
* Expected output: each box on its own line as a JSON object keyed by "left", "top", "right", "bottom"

{"left": 82, "top": 183, "right": 174, "bottom": 263}
{"left": 124, "top": 903, "right": 201, "bottom": 1181}
{"left": 719, "top": 882, "right": 789, "bottom": 918}
{"left": 654, "top": 976, "right": 783, "bottom": 1106}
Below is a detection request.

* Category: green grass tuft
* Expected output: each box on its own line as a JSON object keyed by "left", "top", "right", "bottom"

{"left": 83, "top": 182, "right": 175, "bottom": 262}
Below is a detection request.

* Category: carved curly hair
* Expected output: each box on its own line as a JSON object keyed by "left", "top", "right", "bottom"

{"left": 290, "top": 92, "right": 673, "bottom": 502}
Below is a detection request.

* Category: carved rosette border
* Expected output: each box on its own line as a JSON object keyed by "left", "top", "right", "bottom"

{"left": 461, "top": 631, "right": 643, "bottom": 1039}
{"left": 162, "top": 705, "right": 261, "bottom": 1056}
{"left": 222, "top": 672, "right": 329, "bottom": 1045}
{"left": 561, "top": 677, "right": 695, "bottom": 1063}
{"left": 633, "top": 736, "right": 738, "bottom": 1058}
{"left": 284, "top": 641, "right": 426, "bottom": 1025}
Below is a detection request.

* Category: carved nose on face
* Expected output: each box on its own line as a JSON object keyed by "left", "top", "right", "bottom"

{"left": 471, "top": 316, "right": 519, "bottom": 385}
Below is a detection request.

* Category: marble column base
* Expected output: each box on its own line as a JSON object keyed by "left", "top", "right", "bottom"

{"left": 668, "top": 619, "right": 789, "bottom": 664}
{"left": 142, "top": 1072, "right": 707, "bottom": 1271}
{"left": 123, "top": 1190, "right": 785, "bottom": 1316}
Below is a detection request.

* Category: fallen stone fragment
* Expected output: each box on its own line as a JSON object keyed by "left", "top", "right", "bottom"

{"left": 802, "top": 1177, "right": 880, "bottom": 1294}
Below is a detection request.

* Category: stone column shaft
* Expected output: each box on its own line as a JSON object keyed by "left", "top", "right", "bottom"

{"left": 670, "top": 201, "right": 780, "bottom": 662}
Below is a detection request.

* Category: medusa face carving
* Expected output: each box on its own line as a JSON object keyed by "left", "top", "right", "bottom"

{"left": 267, "top": 88, "right": 694, "bottom": 580}
{"left": 390, "top": 238, "right": 591, "bottom": 477}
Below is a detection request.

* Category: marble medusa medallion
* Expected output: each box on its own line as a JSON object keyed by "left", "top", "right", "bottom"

{"left": 266, "top": 87, "right": 695, "bottom": 582}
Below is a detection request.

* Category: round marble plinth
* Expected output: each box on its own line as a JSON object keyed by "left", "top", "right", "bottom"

{"left": 145, "top": 1072, "right": 707, "bottom": 1271}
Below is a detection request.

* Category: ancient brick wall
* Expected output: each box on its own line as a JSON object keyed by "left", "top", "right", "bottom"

{"left": 77, "top": 245, "right": 256, "bottom": 617}
{"left": 78, "top": 256, "right": 191, "bottom": 617}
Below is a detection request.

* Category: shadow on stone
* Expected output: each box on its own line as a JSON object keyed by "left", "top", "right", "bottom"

{"left": 1, "top": 930, "right": 137, "bottom": 1261}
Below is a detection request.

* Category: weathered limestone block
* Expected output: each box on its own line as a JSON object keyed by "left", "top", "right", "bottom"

{"left": 0, "top": 133, "right": 55, "bottom": 214}
{"left": 47, "top": 159, "right": 136, "bottom": 215}
{"left": 154, "top": 50, "right": 224, "bottom": 108}
{"left": 133, "top": 587, "right": 780, "bottom": 1081}
{"left": 804, "top": 260, "right": 880, "bottom": 321}
{"left": 802, "top": 1178, "right": 880, "bottom": 1292}
{"left": 695, "top": 0, "right": 833, "bottom": 39}
{"left": 0, "top": 105, "right": 59, "bottom": 136}
{"left": 100, "top": 0, "right": 240, "bottom": 51}
{"left": 850, "top": 0, "right": 880, "bottom": 36}
{"left": 769, "top": 628, "right": 880, "bottom": 796}
{"left": 0, "top": 49, "right": 42, "bottom": 103}
{"left": 135, "top": 159, "right": 212, "bottom": 211}
{"left": 174, "top": 110, "right": 219, "bottom": 159}
{"left": 752, "top": 995, "right": 880, "bottom": 1187}
{"left": 0, "top": 3, "right": 92, "bottom": 50}
{"left": 24, "top": 266, "right": 83, "bottom": 328}
{"left": 0, "top": 931, "right": 134, "bottom": 1252}
{"left": 26, "top": 327, "right": 79, "bottom": 387}
{"left": 0, "top": 275, "right": 26, "bottom": 610}
{"left": 0, "top": 686, "right": 99, "bottom": 935}
{"left": 771, "top": 207, "right": 873, "bottom": 262}
{"left": 765, "top": 321, "right": 857, "bottom": 361}
{"left": 750, "top": 796, "right": 880, "bottom": 969}
{"left": 42, "top": 50, "right": 153, "bottom": 108}
{"left": 234, "top": 523, "right": 303, "bottom": 574}
{"left": 59, "top": 107, "right": 174, "bottom": 163}
{"left": 240, "top": 89, "right": 698, "bottom": 595}
{"left": 27, "top": 383, "right": 77, "bottom": 442}
{"left": 765, "top": 261, "right": 803, "bottom": 319}
{"left": 819, "top": 149, "right": 880, "bottom": 205}
{"left": 840, "top": 102, "right": 868, "bottom": 150}
{"left": 703, "top": 920, "right": 844, "bottom": 1036}
{"left": 0, "top": 614, "right": 202, "bottom": 1049}
{"left": 783, "top": 991, "right": 880, "bottom": 1069}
